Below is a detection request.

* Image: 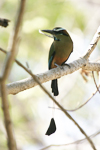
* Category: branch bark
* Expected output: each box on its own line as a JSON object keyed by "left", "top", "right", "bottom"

{"left": 3, "top": 61, "right": 100, "bottom": 95}
{"left": 0, "top": 47, "right": 100, "bottom": 95}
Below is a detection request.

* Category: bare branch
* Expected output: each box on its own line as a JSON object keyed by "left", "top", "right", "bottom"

{"left": 0, "top": 1, "right": 26, "bottom": 150}
{"left": 84, "top": 26, "right": 100, "bottom": 59}
{"left": 2, "top": 61, "right": 99, "bottom": 96}
{"left": 40, "top": 130, "right": 100, "bottom": 150}
{"left": 49, "top": 85, "right": 99, "bottom": 112}
{"left": 83, "top": 62, "right": 100, "bottom": 71}
{"left": 92, "top": 71, "right": 100, "bottom": 93}
{"left": 1, "top": 0, "right": 25, "bottom": 81}
{"left": 0, "top": 47, "right": 100, "bottom": 96}
{"left": 0, "top": 50, "right": 100, "bottom": 95}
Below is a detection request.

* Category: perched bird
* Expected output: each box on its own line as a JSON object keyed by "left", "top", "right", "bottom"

{"left": 42, "top": 27, "right": 73, "bottom": 96}
{"left": 40, "top": 27, "right": 73, "bottom": 135}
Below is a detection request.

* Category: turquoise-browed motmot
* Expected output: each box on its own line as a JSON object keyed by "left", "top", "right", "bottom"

{"left": 40, "top": 27, "right": 73, "bottom": 135}
{"left": 42, "top": 27, "right": 73, "bottom": 96}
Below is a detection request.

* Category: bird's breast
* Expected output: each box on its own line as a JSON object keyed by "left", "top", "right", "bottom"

{"left": 50, "top": 55, "right": 69, "bottom": 68}
{"left": 50, "top": 40, "right": 73, "bottom": 69}
{"left": 54, "top": 41, "right": 73, "bottom": 58}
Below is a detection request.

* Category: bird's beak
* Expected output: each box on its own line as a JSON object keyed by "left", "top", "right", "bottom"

{"left": 39, "top": 29, "right": 54, "bottom": 38}
{"left": 41, "top": 29, "right": 54, "bottom": 35}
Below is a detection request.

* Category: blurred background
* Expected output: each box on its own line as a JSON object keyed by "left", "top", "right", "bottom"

{"left": 0, "top": 0, "right": 100, "bottom": 150}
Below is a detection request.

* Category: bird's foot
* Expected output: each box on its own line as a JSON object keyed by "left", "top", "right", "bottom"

{"left": 63, "top": 63, "right": 71, "bottom": 68}
{"left": 54, "top": 63, "right": 63, "bottom": 69}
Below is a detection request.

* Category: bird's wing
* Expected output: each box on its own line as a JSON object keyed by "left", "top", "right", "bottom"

{"left": 48, "top": 42, "right": 55, "bottom": 69}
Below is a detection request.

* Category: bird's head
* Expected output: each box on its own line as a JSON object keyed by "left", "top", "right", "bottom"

{"left": 41, "top": 27, "right": 70, "bottom": 41}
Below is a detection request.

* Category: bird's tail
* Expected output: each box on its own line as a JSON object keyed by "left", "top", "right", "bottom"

{"left": 51, "top": 79, "right": 59, "bottom": 96}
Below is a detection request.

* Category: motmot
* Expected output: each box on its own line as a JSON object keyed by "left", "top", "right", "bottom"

{"left": 40, "top": 27, "right": 73, "bottom": 135}
{"left": 41, "top": 27, "right": 73, "bottom": 96}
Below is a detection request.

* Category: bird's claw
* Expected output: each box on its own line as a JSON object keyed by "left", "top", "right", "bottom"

{"left": 54, "top": 63, "right": 63, "bottom": 70}
{"left": 63, "top": 63, "right": 71, "bottom": 68}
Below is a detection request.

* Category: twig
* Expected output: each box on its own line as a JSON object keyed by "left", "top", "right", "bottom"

{"left": 0, "top": 1, "right": 26, "bottom": 150}
{"left": 40, "top": 131, "right": 100, "bottom": 150}
{"left": 92, "top": 71, "right": 100, "bottom": 93}
{"left": 49, "top": 85, "right": 99, "bottom": 112}
{"left": 84, "top": 26, "right": 100, "bottom": 60}
{"left": 2, "top": 0, "right": 25, "bottom": 81}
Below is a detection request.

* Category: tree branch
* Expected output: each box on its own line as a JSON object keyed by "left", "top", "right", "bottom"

{"left": 0, "top": 61, "right": 98, "bottom": 96}
{"left": 92, "top": 71, "right": 100, "bottom": 93}
{"left": 0, "top": 47, "right": 100, "bottom": 95}
{"left": 40, "top": 130, "right": 100, "bottom": 150}
{"left": 0, "top": 1, "right": 26, "bottom": 150}
{"left": 84, "top": 26, "right": 100, "bottom": 59}
{"left": 49, "top": 85, "right": 100, "bottom": 112}
{"left": 1, "top": 0, "right": 25, "bottom": 81}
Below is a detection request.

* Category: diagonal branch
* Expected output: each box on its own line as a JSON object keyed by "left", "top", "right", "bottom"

{"left": 11, "top": 58, "right": 96, "bottom": 150}
{"left": 49, "top": 85, "right": 100, "bottom": 112}
{"left": 40, "top": 130, "right": 100, "bottom": 150}
{"left": 92, "top": 71, "right": 100, "bottom": 93}
{"left": 84, "top": 26, "right": 100, "bottom": 59}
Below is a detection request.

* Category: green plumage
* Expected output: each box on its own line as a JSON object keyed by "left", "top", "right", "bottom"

{"left": 42, "top": 27, "right": 73, "bottom": 96}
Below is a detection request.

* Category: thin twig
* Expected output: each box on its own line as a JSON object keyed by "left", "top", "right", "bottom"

{"left": 0, "top": 1, "right": 26, "bottom": 150}
{"left": 92, "top": 71, "right": 100, "bottom": 93}
{"left": 84, "top": 26, "right": 100, "bottom": 59}
{"left": 40, "top": 131, "right": 100, "bottom": 150}
{"left": 49, "top": 85, "right": 99, "bottom": 112}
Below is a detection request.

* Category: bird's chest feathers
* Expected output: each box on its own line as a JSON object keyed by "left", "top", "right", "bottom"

{"left": 54, "top": 40, "right": 72, "bottom": 58}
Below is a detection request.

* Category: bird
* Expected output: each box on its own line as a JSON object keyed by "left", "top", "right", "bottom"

{"left": 41, "top": 27, "right": 73, "bottom": 96}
